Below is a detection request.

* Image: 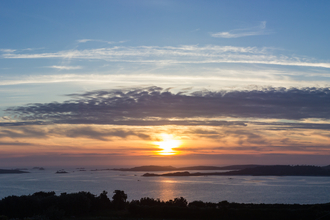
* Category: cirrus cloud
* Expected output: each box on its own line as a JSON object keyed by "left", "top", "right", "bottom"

{"left": 48, "top": 65, "right": 82, "bottom": 70}
{"left": 3, "top": 44, "right": 330, "bottom": 68}
{"left": 211, "top": 21, "right": 271, "bottom": 38}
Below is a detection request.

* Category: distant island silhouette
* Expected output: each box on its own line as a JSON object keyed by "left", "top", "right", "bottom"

{"left": 55, "top": 169, "right": 69, "bottom": 174}
{"left": 2, "top": 165, "right": 330, "bottom": 177}
{"left": 0, "top": 169, "right": 29, "bottom": 174}
{"left": 32, "top": 167, "right": 45, "bottom": 170}
{"left": 112, "top": 164, "right": 261, "bottom": 171}
{"left": 142, "top": 165, "right": 330, "bottom": 177}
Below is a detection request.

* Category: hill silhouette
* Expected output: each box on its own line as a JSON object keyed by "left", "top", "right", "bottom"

{"left": 113, "top": 164, "right": 260, "bottom": 171}
{"left": 143, "top": 165, "right": 330, "bottom": 177}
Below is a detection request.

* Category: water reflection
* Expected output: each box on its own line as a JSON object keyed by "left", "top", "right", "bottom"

{"left": 161, "top": 179, "right": 179, "bottom": 184}
{"left": 2, "top": 169, "right": 330, "bottom": 204}
{"left": 155, "top": 178, "right": 177, "bottom": 201}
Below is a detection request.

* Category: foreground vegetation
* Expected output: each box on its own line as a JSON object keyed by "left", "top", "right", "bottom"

{"left": 1, "top": 190, "right": 330, "bottom": 220}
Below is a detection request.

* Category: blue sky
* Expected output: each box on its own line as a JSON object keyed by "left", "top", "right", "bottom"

{"left": 1, "top": 1, "right": 329, "bottom": 52}
{"left": 1, "top": 1, "right": 330, "bottom": 86}
{"left": 1, "top": 0, "right": 330, "bottom": 167}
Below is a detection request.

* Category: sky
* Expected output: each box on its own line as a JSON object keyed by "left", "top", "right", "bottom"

{"left": 1, "top": 0, "right": 330, "bottom": 168}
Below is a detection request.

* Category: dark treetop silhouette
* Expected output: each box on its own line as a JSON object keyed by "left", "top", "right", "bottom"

{"left": 1, "top": 190, "right": 330, "bottom": 220}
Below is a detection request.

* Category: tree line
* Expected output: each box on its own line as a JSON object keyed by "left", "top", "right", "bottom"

{"left": 0, "top": 190, "right": 330, "bottom": 220}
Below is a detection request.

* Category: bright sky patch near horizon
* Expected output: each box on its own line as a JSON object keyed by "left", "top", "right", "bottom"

{"left": 1, "top": 0, "right": 330, "bottom": 168}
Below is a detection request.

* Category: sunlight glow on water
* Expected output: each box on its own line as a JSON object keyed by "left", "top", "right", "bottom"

{"left": 1, "top": 169, "right": 330, "bottom": 204}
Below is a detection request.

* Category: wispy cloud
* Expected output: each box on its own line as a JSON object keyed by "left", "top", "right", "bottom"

{"left": 1, "top": 48, "right": 45, "bottom": 53}
{"left": 0, "top": 125, "right": 151, "bottom": 141}
{"left": 211, "top": 21, "right": 271, "bottom": 38}
{"left": 190, "top": 28, "right": 200, "bottom": 32}
{"left": 3, "top": 44, "right": 330, "bottom": 68}
{"left": 48, "top": 65, "right": 82, "bottom": 70}
{"left": 50, "top": 126, "right": 151, "bottom": 140}
{"left": 0, "top": 71, "right": 328, "bottom": 89}
{"left": 77, "top": 39, "right": 127, "bottom": 44}
{"left": 0, "top": 141, "right": 32, "bottom": 146}
{"left": 77, "top": 39, "right": 94, "bottom": 43}
{"left": 22, "top": 47, "right": 45, "bottom": 51}
{"left": 0, "top": 49, "right": 16, "bottom": 53}
{"left": 0, "top": 126, "right": 48, "bottom": 139}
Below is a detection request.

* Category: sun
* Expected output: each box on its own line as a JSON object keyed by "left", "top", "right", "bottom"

{"left": 154, "top": 134, "right": 181, "bottom": 155}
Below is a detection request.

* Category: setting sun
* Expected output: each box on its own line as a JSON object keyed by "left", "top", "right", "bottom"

{"left": 154, "top": 134, "right": 181, "bottom": 155}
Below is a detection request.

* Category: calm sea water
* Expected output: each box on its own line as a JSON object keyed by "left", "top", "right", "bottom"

{"left": 1, "top": 168, "right": 330, "bottom": 204}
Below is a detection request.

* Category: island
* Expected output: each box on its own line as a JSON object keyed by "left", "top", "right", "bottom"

{"left": 0, "top": 169, "right": 29, "bottom": 174}
{"left": 32, "top": 167, "right": 45, "bottom": 170}
{"left": 142, "top": 165, "right": 330, "bottom": 177}
{"left": 112, "top": 164, "right": 261, "bottom": 172}
{"left": 55, "top": 169, "right": 69, "bottom": 174}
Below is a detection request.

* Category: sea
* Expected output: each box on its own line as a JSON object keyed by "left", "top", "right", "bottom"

{"left": 1, "top": 168, "right": 330, "bottom": 204}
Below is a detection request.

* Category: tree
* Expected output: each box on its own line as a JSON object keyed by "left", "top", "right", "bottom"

{"left": 112, "top": 190, "right": 127, "bottom": 210}
{"left": 97, "top": 190, "right": 111, "bottom": 210}
{"left": 173, "top": 197, "right": 188, "bottom": 207}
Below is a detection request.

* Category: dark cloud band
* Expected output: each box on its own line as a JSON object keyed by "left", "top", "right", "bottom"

{"left": 6, "top": 86, "right": 330, "bottom": 125}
